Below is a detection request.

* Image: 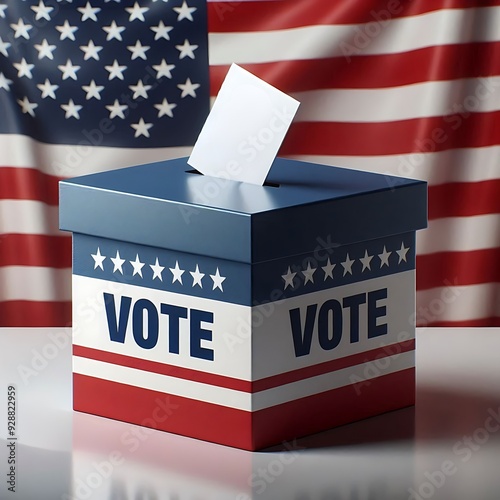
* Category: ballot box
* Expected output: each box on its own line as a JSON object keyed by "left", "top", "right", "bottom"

{"left": 59, "top": 156, "right": 427, "bottom": 451}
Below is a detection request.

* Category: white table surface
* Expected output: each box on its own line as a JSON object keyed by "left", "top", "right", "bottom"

{"left": 1, "top": 327, "right": 500, "bottom": 500}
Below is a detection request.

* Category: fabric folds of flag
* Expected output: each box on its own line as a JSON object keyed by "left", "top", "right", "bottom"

{"left": 1, "top": 0, "right": 500, "bottom": 327}
{"left": 0, "top": 0, "right": 209, "bottom": 326}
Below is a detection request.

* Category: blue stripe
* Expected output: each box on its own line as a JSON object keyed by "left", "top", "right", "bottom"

{"left": 73, "top": 232, "right": 415, "bottom": 307}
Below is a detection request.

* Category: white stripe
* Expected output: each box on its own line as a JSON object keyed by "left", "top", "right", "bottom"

{"left": 253, "top": 351, "right": 414, "bottom": 411}
{"left": 417, "top": 215, "right": 500, "bottom": 255}
{"left": 73, "top": 350, "right": 414, "bottom": 411}
{"left": 0, "top": 200, "right": 61, "bottom": 235}
{"left": 209, "top": 7, "right": 500, "bottom": 65}
{"left": 289, "top": 146, "right": 500, "bottom": 186}
{"left": 293, "top": 77, "right": 500, "bottom": 123}
{"left": 416, "top": 283, "right": 500, "bottom": 323}
{"left": 0, "top": 267, "right": 71, "bottom": 301}
{"left": 0, "top": 134, "right": 191, "bottom": 178}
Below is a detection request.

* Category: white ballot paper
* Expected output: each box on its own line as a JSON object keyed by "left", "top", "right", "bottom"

{"left": 188, "top": 64, "right": 300, "bottom": 186}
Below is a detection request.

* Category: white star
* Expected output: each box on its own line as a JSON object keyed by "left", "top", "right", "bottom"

{"left": 61, "top": 99, "right": 82, "bottom": 119}
{"left": 106, "top": 99, "right": 128, "bottom": 119}
{"left": 102, "top": 20, "right": 125, "bottom": 41}
{"left": 169, "top": 261, "right": 184, "bottom": 284}
{"left": 190, "top": 264, "right": 204, "bottom": 288}
{"left": 111, "top": 250, "right": 125, "bottom": 274}
{"left": 178, "top": 78, "right": 200, "bottom": 98}
{"left": 56, "top": 20, "right": 78, "bottom": 41}
{"left": 80, "top": 40, "right": 103, "bottom": 60}
{"left": 131, "top": 118, "right": 153, "bottom": 138}
{"left": 127, "top": 40, "right": 150, "bottom": 60}
{"left": 396, "top": 242, "right": 410, "bottom": 264}
{"left": 175, "top": 39, "right": 198, "bottom": 59}
{"left": 151, "top": 21, "right": 173, "bottom": 40}
{"left": 0, "top": 37, "right": 11, "bottom": 57}
{"left": 78, "top": 2, "right": 101, "bottom": 22}
{"left": 130, "top": 254, "right": 145, "bottom": 277}
{"left": 13, "top": 58, "right": 35, "bottom": 79}
{"left": 11, "top": 19, "right": 33, "bottom": 40}
{"left": 17, "top": 97, "right": 38, "bottom": 117}
{"left": 31, "top": 1, "right": 54, "bottom": 21}
{"left": 174, "top": 1, "right": 197, "bottom": 21}
{"left": 129, "top": 80, "right": 152, "bottom": 99}
{"left": 378, "top": 246, "right": 392, "bottom": 268}
{"left": 91, "top": 248, "right": 106, "bottom": 270}
{"left": 0, "top": 73, "right": 13, "bottom": 91}
{"left": 360, "top": 250, "right": 373, "bottom": 272}
{"left": 82, "top": 80, "right": 104, "bottom": 100}
{"left": 210, "top": 268, "right": 226, "bottom": 291}
{"left": 302, "top": 262, "right": 316, "bottom": 284}
{"left": 37, "top": 79, "right": 59, "bottom": 99}
{"left": 105, "top": 60, "right": 127, "bottom": 80}
{"left": 150, "top": 257, "right": 164, "bottom": 281}
{"left": 152, "top": 59, "right": 175, "bottom": 79}
{"left": 282, "top": 266, "right": 297, "bottom": 290}
{"left": 34, "top": 39, "right": 56, "bottom": 60}
{"left": 0, "top": 5, "right": 7, "bottom": 18}
{"left": 341, "top": 253, "right": 355, "bottom": 276}
{"left": 58, "top": 59, "right": 80, "bottom": 80}
{"left": 321, "top": 258, "right": 335, "bottom": 280}
{"left": 126, "top": 2, "right": 149, "bottom": 22}
{"left": 155, "top": 98, "right": 176, "bottom": 118}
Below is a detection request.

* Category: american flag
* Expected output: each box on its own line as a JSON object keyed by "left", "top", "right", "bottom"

{"left": 1, "top": 0, "right": 500, "bottom": 327}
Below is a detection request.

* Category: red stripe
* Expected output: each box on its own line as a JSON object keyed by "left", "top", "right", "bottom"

{"left": 74, "top": 367, "right": 414, "bottom": 450}
{"left": 209, "top": 42, "right": 500, "bottom": 94}
{"left": 0, "top": 301, "right": 72, "bottom": 327}
{"left": 417, "top": 249, "right": 500, "bottom": 290}
{"left": 280, "top": 111, "right": 500, "bottom": 156}
{"left": 73, "top": 345, "right": 252, "bottom": 393}
{"left": 428, "top": 180, "right": 500, "bottom": 219}
{"left": 0, "top": 234, "right": 71, "bottom": 267}
{"left": 252, "top": 339, "right": 415, "bottom": 392}
{"left": 208, "top": 0, "right": 500, "bottom": 32}
{"left": 0, "top": 167, "right": 61, "bottom": 205}
{"left": 73, "top": 340, "right": 415, "bottom": 393}
{"left": 420, "top": 317, "right": 500, "bottom": 327}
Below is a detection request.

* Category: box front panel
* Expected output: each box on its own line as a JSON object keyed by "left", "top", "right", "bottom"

{"left": 72, "top": 234, "right": 256, "bottom": 449}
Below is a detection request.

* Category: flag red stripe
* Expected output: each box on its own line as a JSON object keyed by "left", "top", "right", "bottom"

{"left": 74, "top": 367, "right": 414, "bottom": 450}
{"left": 0, "top": 234, "right": 71, "bottom": 267}
{"left": 420, "top": 317, "right": 500, "bottom": 327}
{"left": 209, "top": 42, "right": 500, "bottom": 94}
{"left": 417, "top": 249, "right": 500, "bottom": 290}
{"left": 428, "top": 180, "right": 500, "bottom": 219}
{"left": 0, "top": 167, "right": 60, "bottom": 205}
{"left": 280, "top": 111, "right": 500, "bottom": 156}
{"left": 207, "top": 0, "right": 500, "bottom": 32}
{"left": 0, "top": 301, "right": 72, "bottom": 327}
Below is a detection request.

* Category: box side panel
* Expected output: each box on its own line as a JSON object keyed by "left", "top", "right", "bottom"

{"left": 250, "top": 232, "right": 417, "bottom": 448}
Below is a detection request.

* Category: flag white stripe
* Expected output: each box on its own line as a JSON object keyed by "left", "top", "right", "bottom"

{"left": 417, "top": 215, "right": 500, "bottom": 255}
{"left": 0, "top": 134, "right": 191, "bottom": 177}
{"left": 0, "top": 267, "right": 71, "bottom": 301}
{"left": 73, "top": 351, "right": 414, "bottom": 411}
{"left": 293, "top": 77, "right": 500, "bottom": 123}
{"left": 290, "top": 146, "right": 500, "bottom": 186}
{"left": 0, "top": 200, "right": 61, "bottom": 235}
{"left": 209, "top": 7, "right": 500, "bottom": 65}
{"left": 416, "top": 283, "right": 500, "bottom": 323}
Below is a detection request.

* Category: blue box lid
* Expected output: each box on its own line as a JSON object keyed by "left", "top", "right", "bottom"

{"left": 59, "top": 157, "right": 427, "bottom": 264}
